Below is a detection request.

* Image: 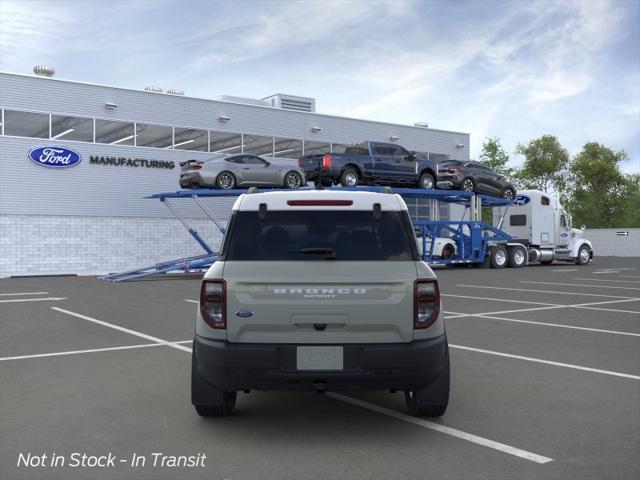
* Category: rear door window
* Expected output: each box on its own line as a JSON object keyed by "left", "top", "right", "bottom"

{"left": 224, "top": 210, "right": 418, "bottom": 261}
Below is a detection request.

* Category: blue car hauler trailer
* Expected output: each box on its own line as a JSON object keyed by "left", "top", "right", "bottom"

{"left": 99, "top": 186, "right": 515, "bottom": 282}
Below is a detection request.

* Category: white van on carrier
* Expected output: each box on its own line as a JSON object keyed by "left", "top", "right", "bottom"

{"left": 191, "top": 189, "right": 450, "bottom": 417}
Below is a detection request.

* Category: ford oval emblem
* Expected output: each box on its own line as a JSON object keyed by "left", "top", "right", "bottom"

{"left": 28, "top": 146, "right": 82, "bottom": 168}
{"left": 514, "top": 195, "right": 530, "bottom": 205}
{"left": 235, "top": 310, "right": 254, "bottom": 318}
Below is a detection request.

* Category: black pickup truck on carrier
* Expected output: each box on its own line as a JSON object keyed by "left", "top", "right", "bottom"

{"left": 298, "top": 141, "right": 439, "bottom": 189}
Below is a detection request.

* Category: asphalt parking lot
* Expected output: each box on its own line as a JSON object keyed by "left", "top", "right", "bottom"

{"left": 1, "top": 257, "right": 639, "bottom": 480}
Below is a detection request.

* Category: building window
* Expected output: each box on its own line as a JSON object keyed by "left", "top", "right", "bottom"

{"left": 243, "top": 134, "right": 274, "bottom": 156}
{"left": 210, "top": 131, "right": 242, "bottom": 154}
{"left": 135, "top": 123, "right": 173, "bottom": 148}
{"left": 173, "top": 127, "right": 208, "bottom": 151}
{"left": 51, "top": 114, "right": 93, "bottom": 142}
{"left": 95, "top": 119, "right": 135, "bottom": 145}
{"left": 3, "top": 110, "right": 49, "bottom": 138}
{"left": 303, "top": 140, "right": 330, "bottom": 156}
{"left": 273, "top": 137, "right": 303, "bottom": 159}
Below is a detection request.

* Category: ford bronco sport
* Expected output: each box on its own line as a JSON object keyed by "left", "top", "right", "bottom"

{"left": 192, "top": 189, "right": 450, "bottom": 417}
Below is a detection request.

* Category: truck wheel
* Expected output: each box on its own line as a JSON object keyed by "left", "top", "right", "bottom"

{"left": 192, "top": 351, "right": 237, "bottom": 417}
{"left": 419, "top": 172, "right": 435, "bottom": 190}
{"left": 490, "top": 245, "right": 508, "bottom": 269}
{"left": 340, "top": 168, "right": 359, "bottom": 187}
{"left": 461, "top": 177, "right": 475, "bottom": 192}
{"left": 405, "top": 345, "right": 449, "bottom": 417}
{"left": 576, "top": 245, "right": 591, "bottom": 265}
{"left": 507, "top": 246, "right": 526, "bottom": 268}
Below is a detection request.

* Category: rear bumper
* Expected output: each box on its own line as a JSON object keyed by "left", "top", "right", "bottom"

{"left": 193, "top": 334, "right": 449, "bottom": 392}
{"left": 179, "top": 172, "right": 208, "bottom": 188}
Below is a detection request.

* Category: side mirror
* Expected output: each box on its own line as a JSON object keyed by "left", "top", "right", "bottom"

{"left": 406, "top": 151, "right": 417, "bottom": 161}
{"left": 581, "top": 225, "right": 586, "bottom": 231}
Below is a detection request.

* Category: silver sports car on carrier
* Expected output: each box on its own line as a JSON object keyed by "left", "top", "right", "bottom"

{"left": 179, "top": 154, "right": 306, "bottom": 189}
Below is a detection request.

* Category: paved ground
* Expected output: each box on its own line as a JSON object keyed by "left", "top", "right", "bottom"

{"left": 1, "top": 257, "right": 639, "bottom": 480}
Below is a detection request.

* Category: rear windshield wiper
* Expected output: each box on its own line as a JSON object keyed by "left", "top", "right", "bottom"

{"left": 288, "top": 247, "right": 337, "bottom": 259}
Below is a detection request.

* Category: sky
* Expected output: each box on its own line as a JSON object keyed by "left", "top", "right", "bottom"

{"left": 1, "top": 0, "right": 638, "bottom": 173}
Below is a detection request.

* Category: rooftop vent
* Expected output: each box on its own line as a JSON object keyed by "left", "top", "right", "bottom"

{"left": 215, "top": 95, "right": 270, "bottom": 107}
{"left": 167, "top": 88, "right": 185, "bottom": 96}
{"left": 144, "top": 85, "right": 163, "bottom": 93}
{"left": 33, "top": 65, "right": 55, "bottom": 77}
{"left": 262, "top": 94, "right": 316, "bottom": 113}
{"left": 414, "top": 122, "right": 429, "bottom": 128}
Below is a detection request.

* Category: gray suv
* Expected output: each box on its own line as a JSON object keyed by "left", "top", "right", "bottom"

{"left": 192, "top": 190, "right": 450, "bottom": 417}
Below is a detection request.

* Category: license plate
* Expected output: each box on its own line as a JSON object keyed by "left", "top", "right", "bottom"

{"left": 296, "top": 346, "right": 343, "bottom": 370}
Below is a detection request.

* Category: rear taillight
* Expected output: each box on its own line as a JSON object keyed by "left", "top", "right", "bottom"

{"left": 192, "top": 165, "right": 202, "bottom": 171}
{"left": 448, "top": 167, "right": 461, "bottom": 173}
{"left": 414, "top": 280, "right": 440, "bottom": 329}
{"left": 322, "top": 154, "right": 332, "bottom": 170}
{"left": 200, "top": 280, "right": 226, "bottom": 329}
{"left": 297, "top": 159, "right": 301, "bottom": 167}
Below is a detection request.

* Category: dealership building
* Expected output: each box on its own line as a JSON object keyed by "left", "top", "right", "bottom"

{"left": 0, "top": 69, "right": 470, "bottom": 277}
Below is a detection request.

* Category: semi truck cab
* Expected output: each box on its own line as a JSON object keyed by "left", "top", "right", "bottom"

{"left": 495, "top": 190, "right": 593, "bottom": 265}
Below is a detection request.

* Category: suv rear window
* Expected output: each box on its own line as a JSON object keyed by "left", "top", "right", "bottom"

{"left": 223, "top": 210, "right": 418, "bottom": 261}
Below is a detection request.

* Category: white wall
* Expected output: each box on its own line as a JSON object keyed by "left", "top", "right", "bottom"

{"left": 0, "top": 215, "right": 224, "bottom": 277}
{"left": 585, "top": 228, "right": 640, "bottom": 257}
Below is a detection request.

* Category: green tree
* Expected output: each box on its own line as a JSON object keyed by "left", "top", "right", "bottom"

{"left": 515, "top": 135, "right": 569, "bottom": 193}
{"left": 479, "top": 137, "right": 514, "bottom": 177}
{"left": 566, "top": 142, "right": 629, "bottom": 228}
{"left": 619, "top": 174, "right": 640, "bottom": 227}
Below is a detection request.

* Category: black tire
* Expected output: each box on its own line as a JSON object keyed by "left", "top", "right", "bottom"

{"left": 284, "top": 170, "right": 303, "bottom": 189}
{"left": 461, "top": 177, "right": 475, "bottom": 192}
{"left": 405, "top": 344, "right": 450, "bottom": 417}
{"left": 192, "top": 352, "right": 237, "bottom": 417}
{"left": 507, "top": 246, "right": 526, "bottom": 268}
{"left": 502, "top": 187, "right": 515, "bottom": 201}
{"left": 419, "top": 172, "right": 435, "bottom": 190}
{"left": 194, "top": 394, "right": 237, "bottom": 417}
{"left": 575, "top": 244, "right": 591, "bottom": 265}
{"left": 340, "top": 168, "right": 359, "bottom": 187}
{"left": 441, "top": 243, "right": 455, "bottom": 259}
{"left": 489, "top": 245, "right": 508, "bottom": 269}
{"left": 216, "top": 171, "right": 236, "bottom": 190}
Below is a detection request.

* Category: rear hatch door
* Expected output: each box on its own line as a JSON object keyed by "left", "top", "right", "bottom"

{"left": 224, "top": 261, "right": 417, "bottom": 344}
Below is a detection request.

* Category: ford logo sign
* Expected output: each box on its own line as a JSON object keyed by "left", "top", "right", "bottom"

{"left": 235, "top": 310, "right": 254, "bottom": 318}
{"left": 514, "top": 195, "right": 530, "bottom": 206}
{"left": 28, "top": 146, "right": 82, "bottom": 168}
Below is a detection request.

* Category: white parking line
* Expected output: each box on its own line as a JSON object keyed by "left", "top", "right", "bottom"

{"left": 0, "top": 340, "right": 193, "bottom": 362}
{"left": 456, "top": 284, "right": 637, "bottom": 299}
{"left": 445, "top": 298, "right": 640, "bottom": 318}
{"left": 327, "top": 393, "right": 553, "bottom": 464}
{"left": 520, "top": 281, "right": 640, "bottom": 291}
{"left": 442, "top": 294, "right": 557, "bottom": 307}
{"left": 0, "top": 291, "right": 49, "bottom": 296}
{"left": 445, "top": 311, "right": 640, "bottom": 337}
{"left": 51, "top": 307, "right": 192, "bottom": 353}
{"left": 450, "top": 344, "right": 640, "bottom": 380}
{"left": 0, "top": 297, "right": 67, "bottom": 303}
{"left": 552, "top": 269, "right": 578, "bottom": 272}
{"left": 593, "top": 271, "right": 620, "bottom": 274}
{"left": 619, "top": 275, "right": 640, "bottom": 279}
{"left": 185, "top": 299, "right": 198, "bottom": 304}
{"left": 572, "top": 278, "right": 640, "bottom": 284}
